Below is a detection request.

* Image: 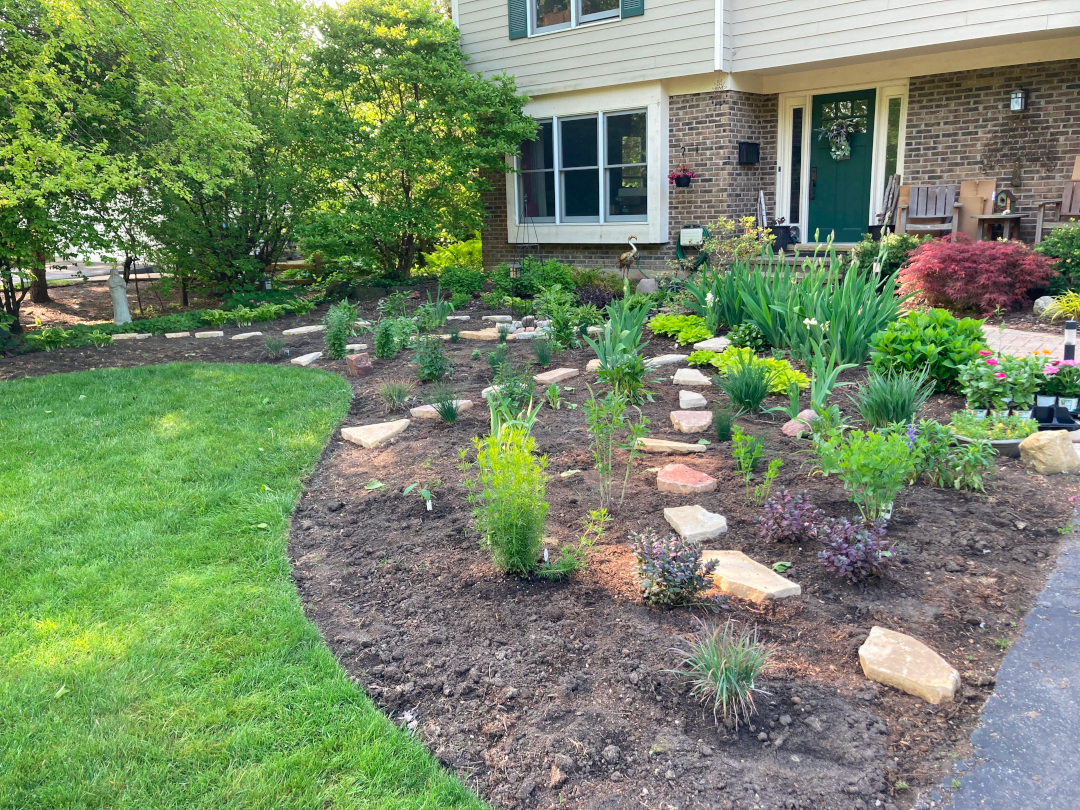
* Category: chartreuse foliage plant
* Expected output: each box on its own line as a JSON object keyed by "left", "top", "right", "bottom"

{"left": 869, "top": 309, "right": 988, "bottom": 392}
{"left": 0, "top": 364, "right": 480, "bottom": 809}
{"left": 1035, "top": 225, "right": 1080, "bottom": 294}
{"left": 648, "top": 313, "right": 713, "bottom": 346}
{"left": 689, "top": 347, "right": 809, "bottom": 395}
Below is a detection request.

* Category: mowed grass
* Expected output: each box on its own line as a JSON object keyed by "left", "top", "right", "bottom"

{"left": 0, "top": 363, "right": 483, "bottom": 810}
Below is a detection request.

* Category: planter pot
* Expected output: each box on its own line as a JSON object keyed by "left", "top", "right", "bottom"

{"left": 866, "top": 225, "right": 884, "bottom": 242}
{"left": 674, "top": 176, "right": 692, "bottom": 188}
{"left": 956, "top": 434, "right": 1023, "bottom": 458}
{"left": 1036, "top": 395, "right": 1057, "bottom": 408}
{"left": 771, "top": 225, "right": 794, "bottom": 252}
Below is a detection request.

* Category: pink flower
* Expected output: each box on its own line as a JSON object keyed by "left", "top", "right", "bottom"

{"left": 995, "top": 372, "right": 1007, "bottom": 379}
{"left": 1062, "top": 360, "right": 1079, "bottom": 367}
{"left": 978, "top": 350, "right": 993, "bottom": 356}
{"left": 1045, "top": 365, "right": 1060, "bottom": 375}
{"left": 985, "top": 357, "right": 1000, "bottom": 366}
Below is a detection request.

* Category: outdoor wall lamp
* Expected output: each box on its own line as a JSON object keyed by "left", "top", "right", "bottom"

{"left": 1010, "top": 88, "right": 1027, "bottom": 112}
{"left": 1065, "top": 320, "right": 1076, "bottom": 361}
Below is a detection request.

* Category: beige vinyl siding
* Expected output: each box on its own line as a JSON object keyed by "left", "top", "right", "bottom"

{"left": 458, "top": 0, "right": 716, "bottom": 95}
{"left": 730, "top": 0, "right": 1080, "bottom": 73}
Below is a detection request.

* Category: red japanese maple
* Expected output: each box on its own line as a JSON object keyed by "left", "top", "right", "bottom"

{"left": 898, "top": 234, "right": 1058, "bottom": 315}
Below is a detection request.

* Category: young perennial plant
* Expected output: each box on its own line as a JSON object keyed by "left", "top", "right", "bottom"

{"left": 758, "top": 490, "right": 823, "bottom": 544}
{"left": 817, "top": 518, "right": 902, "bottom": 584}
{"left": 958, "top": 353, "right": 1041, "bottom": 410}
{"left": 629, "top": 528, "right": 719, "bottom": 606}
{"left": 814, "top": 429, "right": 915, "bottom": 522}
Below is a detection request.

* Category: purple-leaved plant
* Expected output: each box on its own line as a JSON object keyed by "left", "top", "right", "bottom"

{"left": 758, "top": 489, "right": 824, "bottom": 544}
{"left": 629, "top": 528, "right": 719, "bottom": 605}
{"left": 817, "top": 517, "right": 903, "bottom": 583}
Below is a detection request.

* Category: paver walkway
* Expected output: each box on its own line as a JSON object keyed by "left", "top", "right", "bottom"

{"left": 983, "top": 326, "right": 1063, "bottom": 358}
{"left": 925, "top": 529, "right": 1080, "bottom": 809}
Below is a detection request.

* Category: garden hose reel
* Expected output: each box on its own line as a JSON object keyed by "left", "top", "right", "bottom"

{"left": 675, "top": 224, "right": 710, "bottom": 271}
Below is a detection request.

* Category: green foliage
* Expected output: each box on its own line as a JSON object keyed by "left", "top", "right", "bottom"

{"left": 1039, "top": 291, "right": 1080, "bottom": 322}
{"left": 449, "top": 291, "right": 470, "bottom": 311}
{"left": 629, "top": 529, "right": 719, "bottom": 607}
{"left": 376, "top": 377, "right": 415, "bottom": 412}
{"left": 534, "top": 284, "right": 576, "bottom": 319}
{"left": 470, "top": 348, "right": 481, "bottom": 360}
{"left": 424, "top": 237, "right": 483, "bottom": 276}
{"left": 488, "top": 342, "right": 509, "bottom": 374}
{"left": 853, "top": 369, "right": 933, "bottom": 429}
{"left": 583, "top": 389, "right": 650, "bottom": 511}
{"left": 537, "top": 509, "right": 607, "bottom": 581}
{"left": 253, "top": 303, "right": 285, "bottom": 322}
{"left": 25, "top": 326, "right": 73, "bottom": 352}
{"left": 850, "top": 232, "right": 928, "bottom": 276}
{"left": 950, "top": 410, "right": 1038, "bottom": 441}
{"left": 544, "top": 383, "right": 562, "bottom": 410}
{"left": 261, "top": 336, "right": 287, "bottom": 360}
{"left": 532, "top": 338, "right": 554, "bottom": 367}
{"left": 490, "top": 256, "right": 575, "bottom": 298}
{"left": 491, "top": 362, "right": 536, "bottom": 415}
{"left": 731, "top": 427, "right": 763, "bottom": 504}
{"left": 282, "top": 297, "right": 316, "bottom": 316}
{"left": 202, "top": 310, "right": 232, "bottom": 327}
{"left": 683, "top": 266, "right": 746, "bottom": 333}
{"left": 414, "top": 287, "right": 455, "bottom": 331}
{"left": 1035, "top": 225, "right": 1080, "bottom": 293}
{"left": 671, "top": 620, "right": 770, "bottom": 729}
{"left": 464, "top": 427, "right": 549, "bottom": 577}
{"left": 323, "top": 300, "right": 357, "bottom": 360}
{"left": 904, "top": 419, "right": 997, "bottom": 492}
{"left": 231, "top": 306, "right": 257, "bottom": 327}
{"left": 689, "top": 347, "right": 809, "bottom": 395}
{"left": 427, "top": 384, "right": 461, "bottom": 424}
{"left": 584, "top": 296, "right": 652, "bottom": 402}
{"left": 728, "top": 322, "right": 765, "bottom": 352}
{"left": 717, "top": 353, "right": 772, "bottom": 413}
{"left": 648, "top": 313, "right": 713, "bottom": 346}
{"left": 814, "top": 429, "right": 915, "bottom": 521}
{"left": 570, "top": 266, "right": 623, "bottom": 293}
{"left": 870, "top": 309, "right": 988, "bottom": 391}
{"left": 377, "top": 291, "right": 412, "bottom": 317}
{"left": 958, "top": 353, "right": 1042, "bottom": 410}
{"left": 414, "top": 336, "right": 452, "bottom": 382}
{"left": 88, "top": 330, "right": 112, "bottom": 348}
{"left": 713, "top": 407, "right": 738, "bottom": 442}
{"left": 373, "top": 319, "right": 400, "bottom": 359}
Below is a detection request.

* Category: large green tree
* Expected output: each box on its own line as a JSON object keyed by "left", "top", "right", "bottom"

{"left": 302, "top": 0, "right": 534, "bottom": 281}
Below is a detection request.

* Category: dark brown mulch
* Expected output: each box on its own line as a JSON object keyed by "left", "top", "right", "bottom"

{"left": 5, "top": 299, "right": 1076, "bottom": 810}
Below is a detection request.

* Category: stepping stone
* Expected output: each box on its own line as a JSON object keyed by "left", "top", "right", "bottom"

{"left": 510, "top": 331, "right": 539, "bottom": 340}
{"left": 702, "top": 550, "right": 801, "bottom": 604}
{"left": 345, "top": 343, "right": 368, "bottom": 352}
{"left": 446, "top": 315, "right": 471, "bottom": 321}
{"left": 679, "top": 390, "right": 707, "bottom": 409}
{"left": 670, "top": 410, "right": 713, "bottom": 434}
{"left": 782, "top": 409, "right": 817, "bottom": 438}
{"left": 858, "top": 626, "right": 960, "bottom": 705}
{"left": 673, "top": 368, "right": 712, "bottom": 386}
{"left": 482, "top": 315, "right": 512, "bottom": 323}
{"left": 586, "top": 358, "right": 602, "bottom": 372}
{"left": 458, "top": 329, "right": 500, "bottom": 340}
{"left": 1019, "top": 430, "right": 1080, "bottom": 475}
{"left": 664, "top": 505, "right": 728, "bottom": 543}
{"left": 282, "top": 324, "right": 324, "bottom": 336}
{"left": 355, "top": 320, "right": 372, "bottom": 328}
{"left": 164, "top": 332, "right": 190, "bottom": 339}
{"left": 290, "top": 351, "right": 322, "bottom": 366}
{"left": 341, "top": 418, "right": 411, "bottom": 449}
{"left": 481, "top": 384, "right": 502, "bottom": 399}
{"left": 645, "top": 354, "right": 689, "bottom": 369}
{"left": 656, "top": 464, "right": 717, "bottom": 494}
{"left": 635, "top": 438, "right": 707, "bottom": 454}
{"left": 194, "top": 331, "right": 223, "bottom": 338}
{"left": 231, "top": 331, "right": 263, "bottom": 340}
{"left": 346, "top": 353, "right": 373, "bottom": 377}
{"left": 410, "top": 400, "right": 474, "bottom": 419}
{"left": 586, "top": 325, "right": 602, "bottom": 335}
{"left": 693, "top": 337, "right": 730, "bottom": 352}
{"left": 535, "top": 368, "right": 579, "bottom": 385}
{"left": 111, "top": 333, "right": 139, "bottom": 341}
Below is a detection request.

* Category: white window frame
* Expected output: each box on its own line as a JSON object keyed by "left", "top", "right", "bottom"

{"left": 517, "top": 118, "right": 556, "bottom": 223}
{"left": 604, "top": 109, "right": 648, "bottom": 224}
{"left": 774, "top": 80, "right": 909, "bottom": 242}
{"left": 529, "top": 0, "right": 619, "bottom": 36}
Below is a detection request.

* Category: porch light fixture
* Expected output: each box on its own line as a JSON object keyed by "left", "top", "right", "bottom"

{"left": 1066, "top": 320, "right": 1076, "bottom": 361}
{"left": 1010, "top": 88, "right": 1027, "bottom": 112}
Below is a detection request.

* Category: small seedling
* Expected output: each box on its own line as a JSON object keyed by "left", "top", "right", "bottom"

{"left": 545, "top": 384, "right": 562, "bottom": 410}
{"left": 894, "top": 780, "right": 909, "bottom": 791}
{"left": 952, "top": 779, "right": 962, "bottom": 790}
{"left": 993, "top": 638, "right": 1010, "bottom": 651}
{"left": 772, "top": 561, "right": 792, "bottom": 573}
{"left": 89, "top": 330, "right": 112, "bottom": 347}
{"left": 471, "top": 348, "right": 481, "bottom": 360}
{"left": 403, "top": 482, "right": 434, "bottom": 511}
{"left": 364, "top": 479, "right": 385, "bottom": 490}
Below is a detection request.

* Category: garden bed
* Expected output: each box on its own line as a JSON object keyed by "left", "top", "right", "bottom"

{"left": 4, "top": 299, "right": 1075, "bottom": 810}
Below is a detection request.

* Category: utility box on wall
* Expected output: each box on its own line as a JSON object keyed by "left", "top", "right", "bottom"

{"left": 738, "top": 142, "right": 760, "bottom": 165}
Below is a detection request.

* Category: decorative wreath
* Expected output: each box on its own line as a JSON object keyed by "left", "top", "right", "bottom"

{"left": 816, "top": 117, "right": 866, "bottom": 161}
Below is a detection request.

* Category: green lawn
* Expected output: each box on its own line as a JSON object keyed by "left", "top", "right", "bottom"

{"left": 0, "top": 363, "right": 483, "bottom": 810}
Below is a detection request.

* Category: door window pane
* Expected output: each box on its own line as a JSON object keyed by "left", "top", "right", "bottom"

{"left": 534, "top": 0, "right": 571, "bottom": 29}
{"left": 560, "top": 117, "right": 598, "bottom": 168}
{"left": 883, "top": 97, "right": 902, "bottom": 178}
{"left": 788, "top": 107, "right": 803, "bottom": 224}
{"left": 578, "top": 0, "right": 618, "bottom": 23}
{"left": 564, "top": 171, "right": 599, "bottom": 218}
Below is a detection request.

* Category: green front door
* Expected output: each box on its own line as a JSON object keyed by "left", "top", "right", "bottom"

{"left": 808, "top": 90, "right": 875, "bottom": 244}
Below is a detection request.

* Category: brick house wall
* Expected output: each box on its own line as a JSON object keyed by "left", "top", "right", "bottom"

{"left": 480, "top": 89, "right": 780, "bottom": 273}
{"left": 904, "top": 58, "right": 1080, "bottom": 243}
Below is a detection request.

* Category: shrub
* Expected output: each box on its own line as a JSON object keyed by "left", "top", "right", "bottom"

{"left": 817, "top": 518, "right": 902, "bottom": 583}
{"left": 449, "top": 291, "right": 470, "bottom": 311}
{"left": 532, "top": 338, "right": 553, "bottom": 367}
{"left": 649, "top": 313, "right": 713, "bottom": 346}
{"left": 958, "top": 352, "right": 1041, "bottom": 410}
{"left": 584, "top": 389, "right": 649, "bottom": 511}
{"left": 899, "top": 234, "right": 1057, "bottom": 315}
{"left": 906, "top": 419, "right": 997, "bottom": 492}
{"left": 424, "top": 237, "right": 482, "bottom": 275}
{"left": 869, "top": 309, "right": 988, "bottom": 392}
{"left": 713, "top": 407, "right": 737, "bottom": 441}
{"left": 758, "top": 490, "right": 823, "bottom": 544}
{"left": 323, "top": 300, "right": 356, "bottom": 360}
{"left": 671, "top": 620, "right": 770, "bottom": 729}
{"left": 814, "top": 430, "right": 915, "bottom": 522}
{"left": 465, "top": 427, "right": 549, "bottom": 577}
{"left": 377, "top": 291, "right": 412, "bottom": 317}
{"left": 534, "top": 284, "right": 576, "bottom": 319}
{"left": 853, "top": 369, "right": 933, "bottom": 428}
{"left": 438, "top": 265, "right": 485, "bottom": 296}
{"left": 261, "top": 337, "right": 287, "bottom": 360}
{"left": 373, "top": 319, "right": 399, "bottom": 359}
{"left": 628, "top": 528, "right": 718, "bottom": 606}
{"left": 376, "top": 378, "right": 415, "bottom": 412}
{"left": 202, "top": 309, "right": 231, "bottom": 327}
{"left": 414, "top": 336, "right": 452, "bottom": 382}
{"left": 850, "top": 232, "right": 928, "bottom": 276}
{"left": 570, "top": 265, "right": 623, "bottom": 292}
{"left": 717, "top": 354, "right": 772, "bottom": 413}
{"left": 690, "top": 347, "right": 809, "bottom": 395}
{"left": 728, "top": 322, "right": 765, "bottom": 352}
{"left": 1034, "top": 225, "right": 1080, "bottom": 293}
{"left": 490, "top": 255, "right": 575, "bottom": 298}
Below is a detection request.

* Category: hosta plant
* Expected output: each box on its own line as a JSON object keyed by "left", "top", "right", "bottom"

{"left": 869, "top": 308, "right": 988, "bottom": 392}
{"left": 648, "top": 313, "right": 713, "bottom": 346}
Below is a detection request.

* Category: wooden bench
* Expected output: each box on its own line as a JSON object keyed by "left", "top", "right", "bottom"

{"left": 898, "top": 184, "right": 961, "bottom": 236}
{"left": 1036, "top": 180, "right": 1080, "bottom": 243}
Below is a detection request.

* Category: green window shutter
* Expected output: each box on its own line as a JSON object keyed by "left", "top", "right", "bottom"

{"left": 508, "top": 0, "right": 528, "bottom": 39}
{"left": 621, "top": 0, "right": 644, "bottom": 18}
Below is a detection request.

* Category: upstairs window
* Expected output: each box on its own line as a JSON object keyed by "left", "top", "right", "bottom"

{"left": 527, "top": 0, "right": 622, "bottom": 35}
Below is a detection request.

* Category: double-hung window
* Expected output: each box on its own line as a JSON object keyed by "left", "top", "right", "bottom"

{"left": 531, "top": 0, "right": 619, "bottom": 33}
{"left": 517, "top": 109, "right": 647, "bottom": 226}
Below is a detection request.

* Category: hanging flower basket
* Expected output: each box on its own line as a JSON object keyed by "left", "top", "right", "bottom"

{"left": 816, "top": 117, "right": 866, "bottom": 161}
{"left": 669, "top": 164, "right": 696, "bottom": 188}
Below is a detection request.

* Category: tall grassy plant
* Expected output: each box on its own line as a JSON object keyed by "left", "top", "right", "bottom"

{"left": 716, "top": 353, "right": 772, "bottom": 413}
{"left": 684, "top": 265, "right": 748, "bottom": 333}
{"left": 584, "top": 296, "right": 652, "bottom": 401}
{"left": 854, "top": 369, "right": 933, "bottom": 428}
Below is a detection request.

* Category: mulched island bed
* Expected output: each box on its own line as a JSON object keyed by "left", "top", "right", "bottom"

{"left": 5, "top": 299, "right": 1075, "bottom": 810}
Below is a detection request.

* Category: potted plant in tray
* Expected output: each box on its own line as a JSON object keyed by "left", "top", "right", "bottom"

{"left": 668, "top": 165, "right": 696, "bottom": 188}
{"left": 769, "top": 217, "right": 794, "bottom": 252}
{"left": 1037, "top": 357, "right": 1080, "bottom": 413}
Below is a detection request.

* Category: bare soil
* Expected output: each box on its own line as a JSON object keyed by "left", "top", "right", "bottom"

{"left": 5, "top": 297, "right": 1076, "bottom": 810}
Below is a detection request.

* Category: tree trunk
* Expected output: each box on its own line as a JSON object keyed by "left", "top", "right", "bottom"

{"left": 29, "top": 253, "right": 50, "bottom": 304}
{"left": 108, "top": 265, "right": 133, "bottom": 325}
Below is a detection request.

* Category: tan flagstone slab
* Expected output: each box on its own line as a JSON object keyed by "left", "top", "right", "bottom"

{"left": 645, "top": 354, "right": 689, "bottom": 369}
{"left": 231, "top": 331, "right": 264, "bottom": 340}
{"left": 534, "top": 368, "right": 579, "bottom": 385}
{"left": 341, "top": 418, "right": 411, "bottom": 448}
{"left": 693, "top": 337, "right": 730, "bottom": 352}
{"left": 194, "top": 331, "right": 223, "bottom": 338}
{"left": 282, "top": 324, "right": 324, "bottom": 336}
{"left": 858, "top": 626, "right": 960, "bottom": 704}
{"left": 635, "top": 438, "right": 706, "bottom": 454}
{"left": 290, "top": 351, "right": 323, "bottom": 366}
{"left": 673, "top": 368, "right": 712, "bottom": 386}
{"left": 702, "top": 550, "right": 801, "bottom": 603}
{"left": 586, "top": 358, "right": 602, "bottom": 372}
{"left": 670, "top": 410, "right": 713, "bottom": 434}
{"left": 656, "top": 464, "right": 717, "bottom": 494}
{"left": 458, "top": 329, "right": 501, "bottom": 341}
{"left": 345, "top": 343, "right": 368, "bottom": 352}
{"left": 679, "top": 390, "right": 708, "bottom": 409}
{"left": 664, "top": 505, "right": 728, "bottom": 543}
{"left": 410, "top": 400, "right": 474, "bottom": 419}
{"left": 482, "top": 315, "right": 512, "bottom": 323}
{"left": 164, "top": 332, "right": 190, "bottom": 339}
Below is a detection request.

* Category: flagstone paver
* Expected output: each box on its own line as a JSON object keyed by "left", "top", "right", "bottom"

{"left": 646, "top": 354, "right": 689, "bottom": 369}
{"left": 673, "top": 368, "right": 712, "bottom": 386}
{"left": 656, "top": 464, "right": 717, "bottom": 494}
{"left": 283, "top": 324, "right": 324, "bottom": 336}
{"left": 345, "top": 343, "right": 368, "bottom": 352}
{"left": 113, "top": 332, "right": 151, "bottom": 341}
{"left": 984, "top": 326, "right": 1063, "bottom": 358}
{"left": 679, "top": 390, "right": 708, "bottom": 409}
{"left": 290, "top": 351, "right": 322, "bottom": 366}
{"left": 409, "top": 400, "right": 474, "bottom": 420}
{"left": 341, "top": 418, "right": 410, "bottom": 448}
{"left": 664, "top": 505, "right": 728, "bottom": 542}
{"left": 670, "top": 410, "right": 713, "bottom": 434}
{"left": 703, "top": 550, "right": 802, "bottom": 604}
{"left": 482, "top": 315, "right": 512, "bottom": 323}
{"left": 586, "top": 358, "right": 602, "bottom": 372}
{"left": 693, "top": 336, "right": 731, "bottom": 352}
{"left": 859, "top": 626, "right": 960, "bottom": 704}
{"left": 164, "top": 332, "right": 190, "bottom": 339}
{"left": 635, "top": 438, "right": 707, "bottom": 454}
{"left": 458, "top": 329, "right": 500, "bottom": 340}
{"left": 534, "top": 368, "right": 579, "bottom": 385}
{"left": 194, "top": 331, "right": 223, "bottom": 338}
{"left": 231, "top": 331, "right": 263, "bottom": 340}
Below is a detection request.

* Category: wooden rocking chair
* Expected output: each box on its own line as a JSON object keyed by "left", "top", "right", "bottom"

{"left": 898, "top": 184, "right": 961, "bottom": 236}
{"left": 1036, "top": 180, "right": 1080, "bottom": 243}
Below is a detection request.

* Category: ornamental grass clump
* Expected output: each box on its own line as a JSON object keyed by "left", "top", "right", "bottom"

{"left": 629, "top": 528, "right": 718, "bottom": 606}
{"left": 758, "top": 489, "right": 823, "bottom": 544}
{"left": 716, "top": 353, "right": 772, "bottom": 413}
{"left": 670, "top": 620, "right": 770, "bottom": 729}
{"left": 376, "top": 378, "right": 415, "bottom": 412}
{"left": 532, "top": 337, "right": 554, "bottom": 367}
{"left": 817, "top": 517, "right": 902, "bottom": 584}
{"left": 853, "top": 368, "right": 933, "bottom": 429}
{"left": 464, "top": 426, "right": 549, "bottom": 577}
{"left": 427, "top": 385, "right": 461, "bottom": 424}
